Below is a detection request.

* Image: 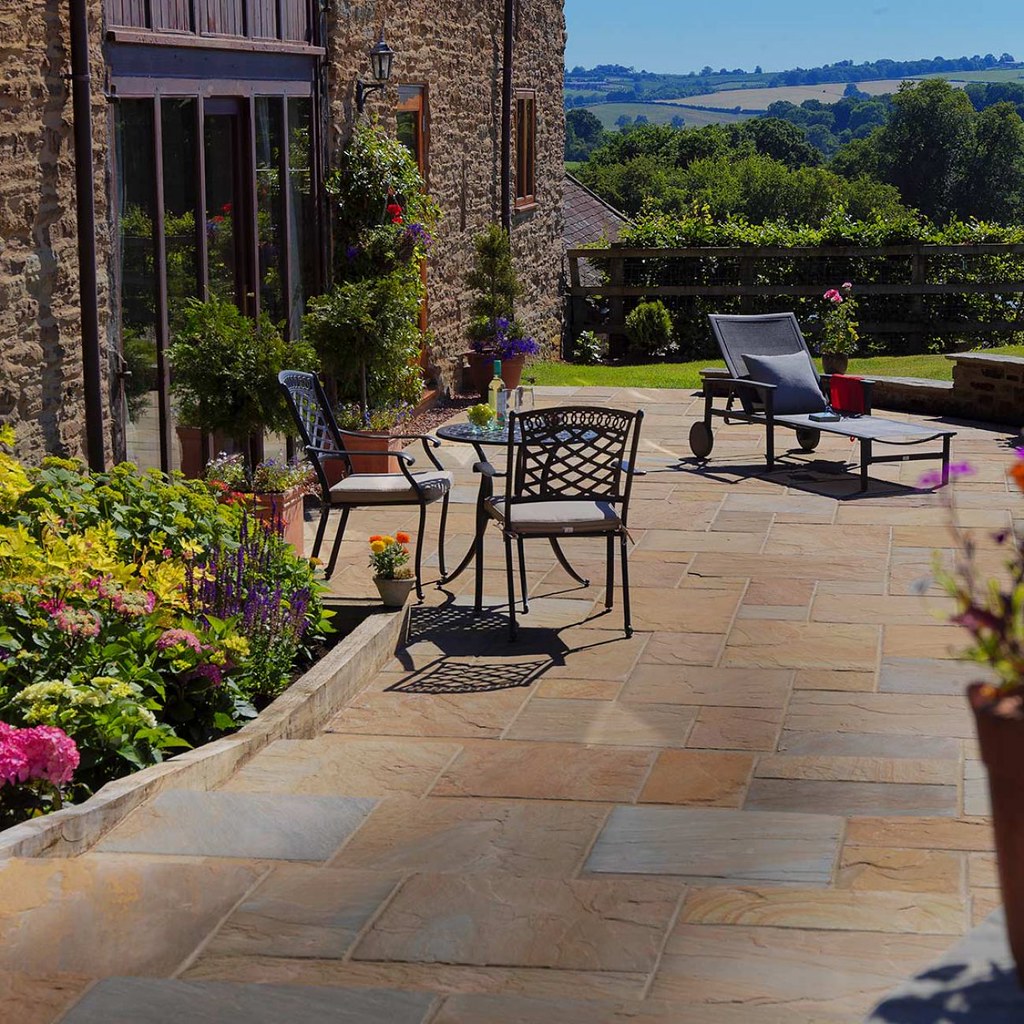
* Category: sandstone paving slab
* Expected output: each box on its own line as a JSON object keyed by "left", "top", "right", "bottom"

{"left": 880, "top": 657, "right": 991, "bottom": 695}
{"left": 735, "top": 604, "right": 810, "bottom": 621}
{"left": 965, "top": 759, "right": 991, "bottom": 817}
{"left": 0, "top": 971, "right": 94, "bottom": 1024}
{"left": 0, "top": 855, "right": 264, "bottom": 976}
{"left": 585, "top": 806, "right": 842, "bottom": 884}
{"left": 532, "top": 677, "right": 624, "bottom": 700}
{"left": 590, "top": 586, "right": 742, "bottom": 634}
{"left": 845, "top": 816, "right": 995, "bottom": 852}
{"left": 183, "top": 955, "right": 650, "bottom": 1002}
{"left": 969, "top": 852, "right": 999, "bottom": 890}
{"left": 504, "top": 697, "right": 697, "bottom": 747}
{"left": 792, "top": 669, "right": 877, "bottom": 692}
{"left": 331, "top": 797, "right": 607, "bottom": 877}
{"left": 722, "top": 492, "right": 837, "bottom": 516}
{"left": 866, "top": 909, "right": 1023, "bottom": 1022}
{"left": 202, "top": 866, "right": 402, "bottom": 960}
{"left": 767, "top": 523, "right": 892, "bottom": 555}
{"left": 883, "top": 623, "right": 969, "bottom": 660}
{"left": 836, "top": 847, "right": 963, "bottom": 894}
{"left": 639, "top": 751, "right": 755, "bottom": 807}
{"left": 744, "top": 778, "right": 958, "bottom": 817}
{"left": 430, "top": 740, "right": 654, "bottom": 803}
{"left": 638, "top": 530, "right": 764, "bottom": 554}
{"left": 755, "top": 755, "right": 958, "bottom": 786}
{"left": 971, "top": 890, "right": 1003, "bottom": 927}
{"left": 430, "top": 992, "right": 835, "bottom": 1024}
{"left": 687, "top": 706, "right": 783, "bottom": 751}
{"left": 59, "top": 977, "right": 435, "bottom": 1024}
{"left": 681, "top": 886, "right": 965, "bottom": 934}
{"left": 621, "top": 665, "right": 792, "bottom": 708}
{"left": 722, "top": 621, "right": 880, "bottom": 671}
{"left": 777, "top": 730, "right": 961, "bottom": 760}
{"left": 221, "top": 736, "right": 462, "bottom": 798}
{"left": 812, "top": 593, "right": 953, "bottom": 626}
{"left": 533, "top": 627, "right": 650, "bottom": 680}
{"left": 784, "top": 692, "right": 974, "bottom": 739}
{"left": 688, "top": 551, "right": 884, "bottom": 583}
{"left": 635, "top": 631, "right": 726, "bottom": 667}
{"left": 651, "top": 925, "right": 953, "bottom": 1020}
{"left": 95, "top": 790, "right": 376, "bottom": 862}
{"left": 325, "top": 684, "right": 533, "bottom": 740}
{"left": 353, "top": 873, "right": 683, "bottom": 972}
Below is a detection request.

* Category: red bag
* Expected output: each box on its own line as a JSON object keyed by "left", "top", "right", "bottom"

{"left": 830, "top": 374, "right": 865, "bottom": 414}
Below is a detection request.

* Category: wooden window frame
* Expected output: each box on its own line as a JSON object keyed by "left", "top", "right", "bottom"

{"left": 514, "top": 89, "right": 537, "bottom": 212}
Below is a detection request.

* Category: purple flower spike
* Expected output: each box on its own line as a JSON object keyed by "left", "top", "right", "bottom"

{"left": 949, "top": 462, "right": 976, "bottom": 478}
{"left": 916, "top": 470, "right": 943, "bottom": 490}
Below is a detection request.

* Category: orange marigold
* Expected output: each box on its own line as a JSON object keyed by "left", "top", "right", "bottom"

{"left": 396, "top": 532, "right": 411, "bottom": 544}
{"left": 1011, "top": 458, "right": 1024, "bottom": 493}
{"left": 369, "top": 534, "right": 383, "bottom": 542}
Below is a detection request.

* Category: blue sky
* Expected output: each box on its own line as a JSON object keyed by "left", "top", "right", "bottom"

{"left": 564, "top": 0, "right": 1024, "bottom": 74}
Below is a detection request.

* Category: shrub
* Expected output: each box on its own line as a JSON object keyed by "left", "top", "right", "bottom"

{"left": 572, "top": 330, "right": 607, "bottom": 365}
{"left": 625, "top": 300, "right": 676, "bottom": 359}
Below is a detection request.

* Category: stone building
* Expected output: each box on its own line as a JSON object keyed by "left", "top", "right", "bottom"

{"left": 0, "top": 0, "right": 565, "bottom": 469}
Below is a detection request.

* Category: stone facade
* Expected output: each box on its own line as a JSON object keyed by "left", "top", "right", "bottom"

{"left": 327, "top": 0, "right": 565, "bottom": 392}
{"left": 0, "top": 0, "right": 114, "bottom": 463}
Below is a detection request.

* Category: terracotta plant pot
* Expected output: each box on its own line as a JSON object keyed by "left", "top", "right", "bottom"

{"left": 375, "top": 576, "right": 416, "bottom": 608}
{"left": 321, "top": 433, "right": 401, "bottom": 487}
{"left": 968, "top": 681, "right": 1024, "bottom": 985}
{"left": 821, "top": 353, "right": 849, "bottom": 376}
{"left": 248, "top": 485, "right": 307, "bottom": 557}
{"left": 175, "top": 426, "right": 235, "bottom": 479}
{"left": 462, "top": 352, "right": 526, "bottom": 398}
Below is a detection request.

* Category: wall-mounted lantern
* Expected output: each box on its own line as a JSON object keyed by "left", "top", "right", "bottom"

{"left": 356, "top": 32, "right": 396, "bottom": 112}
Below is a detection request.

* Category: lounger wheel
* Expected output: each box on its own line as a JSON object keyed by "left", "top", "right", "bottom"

{"left": 795, "top": 428, "right": 821, "bottom": 452}
{"left": 689, "top": 421, "right": 714, "bottom": 459}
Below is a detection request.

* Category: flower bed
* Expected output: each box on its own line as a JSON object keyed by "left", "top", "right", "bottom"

{"left": 0, "top": 428, "right": 331, "bottom": 828}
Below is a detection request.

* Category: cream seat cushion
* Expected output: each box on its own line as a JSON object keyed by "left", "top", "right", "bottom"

{"left": 485, "top": 496, "right": 621, "bottom": 534}
{"left": 329, "top": 470, "right": 453, "bottom": 505}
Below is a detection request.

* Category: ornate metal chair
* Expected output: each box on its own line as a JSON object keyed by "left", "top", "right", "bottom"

{"left": 481, "top": 405, "right": 644, "bottom": 640}
{"left": 278, "top": 371, "right": 451, "bottom": 598}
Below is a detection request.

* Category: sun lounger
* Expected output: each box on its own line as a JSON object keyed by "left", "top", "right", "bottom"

{"left": 689, "top": 313, "right": 956, "bottom": 491}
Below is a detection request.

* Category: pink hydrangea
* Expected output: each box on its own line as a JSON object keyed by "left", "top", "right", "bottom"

{"left": 156, "top": 628, "right": 202, "bottom": 653}
{"left": 111, "top": 590, "right": 156, "bottom": 617}
{"left": 0, "top": 724, "right": 79, "bottom": 787}
{"left": 52, "top": 608, "right": 101, "bottom": 638}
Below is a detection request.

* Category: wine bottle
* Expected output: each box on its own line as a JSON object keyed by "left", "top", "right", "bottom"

{"left": 488, "top": 360, "right": 506, "bottom": 424}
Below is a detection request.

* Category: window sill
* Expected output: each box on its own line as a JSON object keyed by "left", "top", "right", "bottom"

{"left": 514, "top": 200, "right": 539, "bottom": 215}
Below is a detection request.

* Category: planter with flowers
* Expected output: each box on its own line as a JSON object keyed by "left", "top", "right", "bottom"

{"left": 462, "top": 223, "right": 539, "bottom": 396}
{"left": 817, "top": 282, "right": 859, "bottom": 376}
{"left": 369, "top": 532, "right": 415, "bottom": 607}
{"left": 205, "top": 453, "right": 315, "bottom": 556}
{"left": 936, "top": 449, "right": 1024, "bottom": 981}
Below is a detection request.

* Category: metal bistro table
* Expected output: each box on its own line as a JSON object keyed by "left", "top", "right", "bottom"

{"left": 435, "top": 420, "right": 593, "bottom": 614}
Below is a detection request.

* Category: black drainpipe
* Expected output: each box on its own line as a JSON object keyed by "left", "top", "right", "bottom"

{"left": 69, "top": 0, "right": 106, "bottom": 471}
{"left": 500, "top": 0, "right": 513, "bottom": 231}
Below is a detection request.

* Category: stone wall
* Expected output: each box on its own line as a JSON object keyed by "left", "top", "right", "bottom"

{"left": 326, "top": 0, "right": 565, "bottom": 393}
{"left": 0, "top": 0, "right": 114, "bottom": 463}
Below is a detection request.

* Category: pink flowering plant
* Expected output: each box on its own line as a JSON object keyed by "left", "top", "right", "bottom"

{"left": 0, "top": 430, "right": 330, "bottom": 824}
{"left": 0, "top": 722, "right": 80, "bottom": 826}
{"left": 818, "top": 282, "right": 860, "bottom": 356}
{"left": 929, "top": 450, "right": 1024, "bottom": 698}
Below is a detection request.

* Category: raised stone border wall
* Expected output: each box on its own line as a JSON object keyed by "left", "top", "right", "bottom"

{"left": 0, "top": 607, "right": 407, "bottom": 860}
{"left": 871, "top": 353, "right": 1023, "bottom": 427}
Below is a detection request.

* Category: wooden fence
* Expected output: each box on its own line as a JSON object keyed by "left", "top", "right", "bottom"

{"left": 566, "top": 243, "right": 1024, "bottom": 358}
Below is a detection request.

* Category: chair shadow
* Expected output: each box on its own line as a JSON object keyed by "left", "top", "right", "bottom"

{"left": 385, "top": 657, "right": 548, "bottom": 695}
{"left": 869, "top": 961, "right": 1024, "bottom": 1022}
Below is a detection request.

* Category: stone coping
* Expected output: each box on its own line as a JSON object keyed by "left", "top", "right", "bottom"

{"left": 946, "top": 352, "right": 1024, "bottom": 366}
{"left": 0, "top": 606, "right": 407, "bottom": 861}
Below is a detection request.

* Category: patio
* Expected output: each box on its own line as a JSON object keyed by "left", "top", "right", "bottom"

{"left": 1, "top": 385, "right": 1021, "bottom": 1023}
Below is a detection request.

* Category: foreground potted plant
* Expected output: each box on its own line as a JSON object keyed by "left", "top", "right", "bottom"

{"left": 369, "top": 532, "right": 415, "bottom": 607}
{"left": 937, "top": 449, "right": 1024, "bottom": 981}
{"left": 205, "top": 453, "right": 315, "bottom": 556}
{"left": 818, "top": 282, "right": 859, "bottom": 375}
{"left": 168, "top": 296, "right": 318, "bottom": 477}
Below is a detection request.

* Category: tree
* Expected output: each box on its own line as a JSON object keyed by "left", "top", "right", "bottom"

{"left": 671, "top": 115, "right": 686, "bottom": 129}
{"left": 566, "top": 108, "right": 604, "bottom": 145}
{"left": 741, "top": 118, "right": 823, "bottom": 168}
{"left": 960, "top": 102, "right": 1024, "bottom": 221}
{"left": 875, "top": 79, "right": 975, "bottom": 220}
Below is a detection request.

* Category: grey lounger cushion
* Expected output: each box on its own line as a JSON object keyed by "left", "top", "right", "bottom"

{"left": 743, "top": 351, "right": 827, "bottom": 415}
{"left": 485, "top": 497, "right": 621, "bottom": 534}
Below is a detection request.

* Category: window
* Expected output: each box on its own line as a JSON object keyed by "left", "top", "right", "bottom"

{"left": 515, "top": 91, "right": 536, "bottom": 210}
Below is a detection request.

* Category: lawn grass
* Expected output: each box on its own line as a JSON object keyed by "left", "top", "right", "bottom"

{"left": 527, "top": 346, "right": 1024, "bottom": 390}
